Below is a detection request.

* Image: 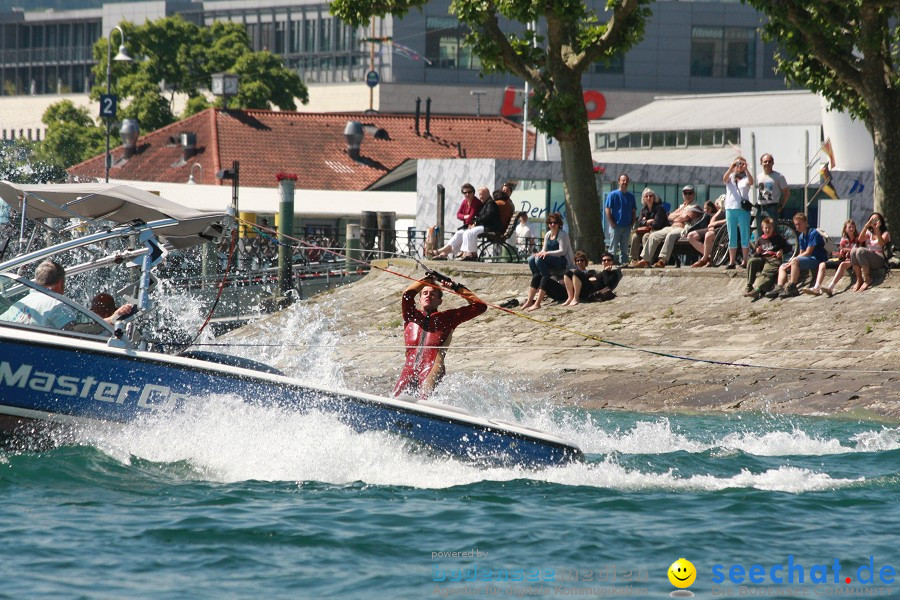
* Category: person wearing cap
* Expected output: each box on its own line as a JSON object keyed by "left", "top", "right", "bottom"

{"left": 634, "top": 185, "right": 701, "bottom": 268}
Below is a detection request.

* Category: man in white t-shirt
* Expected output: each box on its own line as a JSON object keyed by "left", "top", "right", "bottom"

{"left": 0, "top": 260, "right": 76, "bottom": 329}
{"left": 756, "top": 153, "right": 790, "bottom": 221}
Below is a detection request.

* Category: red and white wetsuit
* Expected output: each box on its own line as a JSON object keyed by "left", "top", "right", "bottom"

{"left": 392, "top": 288, "right": 486, "bottom": 399}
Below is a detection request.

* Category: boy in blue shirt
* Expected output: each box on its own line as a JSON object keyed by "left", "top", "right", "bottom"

{"left": 766, "top": 213, "right": 827, "bottom": 298}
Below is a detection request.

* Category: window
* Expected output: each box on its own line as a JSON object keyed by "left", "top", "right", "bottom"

{"left": 319, "top": 18, "right": 332, "bottom": 52}
{"left": 304, "top": 19, "right": 316, "bottom": 52}
{"left": 425, "top": 16, "right": 479, "bottom": 69}
{"left": 594, "top": 52, "right": 624, "bottom": 74}
{"left": 691, "top": 26, "right": 756, "bottom": 78}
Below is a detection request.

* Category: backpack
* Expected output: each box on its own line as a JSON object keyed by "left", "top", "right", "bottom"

{"left": 816, "top": 228, "right": 836, "bottom": 255}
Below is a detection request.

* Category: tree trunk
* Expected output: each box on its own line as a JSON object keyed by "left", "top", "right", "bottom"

{"left": 868, "top": 100, "right": 900, "bottom": 235}
{"left": 552, "top": 77, "right": 605, "bottom": 261}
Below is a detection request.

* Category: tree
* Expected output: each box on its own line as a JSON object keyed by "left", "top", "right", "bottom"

{"left": 745, "top": 0, "right": 900, "bottom": 231}
{"left": 331, "top": 0, "right": 652, "bottom": 259}
{"left": 91, "top": 15, "right": 310, "bottom": 123}
{"left": 36, "top": 100, "right": 106, "bottom": 169}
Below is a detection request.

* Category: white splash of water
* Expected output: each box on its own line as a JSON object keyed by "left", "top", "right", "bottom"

{"left": 76, "top": 395, "right": 861, "bottom": 494}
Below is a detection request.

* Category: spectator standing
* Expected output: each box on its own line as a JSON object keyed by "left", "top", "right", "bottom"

{"left": 604, "top": 174, "right": 636, "bottom": 265}
{"left": 755, "top": 154, "right": 790, "bottom": 234}
{"left": 723, "top": 157, "right": 754, "bottom": 269}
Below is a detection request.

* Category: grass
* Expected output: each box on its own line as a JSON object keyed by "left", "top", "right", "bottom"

{"left": 379, "top": 317, "right": 403, "bottom": 330}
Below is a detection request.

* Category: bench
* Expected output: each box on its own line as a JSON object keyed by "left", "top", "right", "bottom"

{"left": 477, "top": 211, "right": 522, "bottom": 262}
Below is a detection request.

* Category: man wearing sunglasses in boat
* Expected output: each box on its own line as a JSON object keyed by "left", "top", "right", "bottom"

{"left": 392, "top": 274, "right": 486, "bottom": 399}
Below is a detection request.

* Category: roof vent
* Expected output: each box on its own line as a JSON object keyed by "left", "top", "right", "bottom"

{"left": 344, "top": 120, "right": 364, "bottom": 162}
{"left": 181, "top": 132, "right": 197, "bottom": 162}
{"left": 120, "top": 119, "right": 139, "bottom": 159}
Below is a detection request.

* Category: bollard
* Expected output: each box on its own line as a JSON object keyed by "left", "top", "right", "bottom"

{"left": 377, "top": 211, "right": 396, "bottom": 257}
{"left": 361, "top": 211, "right": 378, "bottom": 257}
{"left": 278, "top": 179, "right": 294, "bottom": 297}
{"left": 346, "top": 223, "right": 361, "bottom": 272}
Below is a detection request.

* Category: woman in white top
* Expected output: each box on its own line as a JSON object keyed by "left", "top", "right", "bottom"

{"left": 723, "top": 156, "right": 754, "bottom": 269}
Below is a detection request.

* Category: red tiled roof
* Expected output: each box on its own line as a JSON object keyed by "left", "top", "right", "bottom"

{"left": 68, "top": 108, "right": 536, "bottom": 190}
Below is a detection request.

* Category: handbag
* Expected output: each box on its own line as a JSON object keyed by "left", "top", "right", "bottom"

{"left": 741, "top": 199, "right": 752, "bottom": 211}
{"left": 634, "top": 225, "right": 652, "bottom": 237}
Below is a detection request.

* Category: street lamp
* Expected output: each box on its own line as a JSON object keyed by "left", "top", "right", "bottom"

{"left": 105, "top": 26, "right": 133, "bottom": 182}
{"left": 187, "top": 163, "right": 203, "bottom": 184}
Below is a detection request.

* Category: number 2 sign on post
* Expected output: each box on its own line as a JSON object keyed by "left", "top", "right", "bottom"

{"left": 99, "top": 94, "right": 117, "bottom": 119}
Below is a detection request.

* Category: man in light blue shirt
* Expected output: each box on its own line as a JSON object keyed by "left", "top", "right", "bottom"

{"left": 604, "top": 174, "right": 636, "bottom": 265}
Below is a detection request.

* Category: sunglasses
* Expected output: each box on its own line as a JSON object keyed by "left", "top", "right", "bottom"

{"left": 576, "top": 258, "right": 588, "bottom": 263}
{"left": 601, "top": 258, "right": 613, "bottom": 263}
{"left": 547, "top": 221, "right": 560, "bottom": 225}
{"left": 683, "top": 191, "right": 695, "bottom": 195}
{"left": 461, "top": 189, "right": 474, "bottom": 194}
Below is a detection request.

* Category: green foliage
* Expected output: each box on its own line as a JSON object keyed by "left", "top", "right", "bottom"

{"left": 182, "top": 94, "right": 212, "bottom": 119}
{"left": 119, "top": 74, "right": 175, "bottom": 132}
{"left": 233, "top": 51, "right": 310, "bottom": 110}
{"left": 90, "top": 15, "right": 309, "bottom": 125}
{"left": 743, "top": 0, "right": 896, "bottom": 123}
{"left": 37, "top": 101, "right": 106, "bottom": 169}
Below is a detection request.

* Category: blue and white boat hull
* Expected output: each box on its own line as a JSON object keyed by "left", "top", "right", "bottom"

{"left": 0, "top": 329, "right": 583, "bottom": 467}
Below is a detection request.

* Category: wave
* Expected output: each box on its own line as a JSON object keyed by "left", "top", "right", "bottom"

{"left": 70, "top": 396, "right": 862, "bottom": 494}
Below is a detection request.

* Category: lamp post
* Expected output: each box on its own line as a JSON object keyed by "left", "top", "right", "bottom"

{"left": 104, "top": 26, "right": 133, "bottom": 182}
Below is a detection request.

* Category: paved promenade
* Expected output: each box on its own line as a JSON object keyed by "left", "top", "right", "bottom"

{"left": 232, "top": 259, "right": 900, "bottom": 419}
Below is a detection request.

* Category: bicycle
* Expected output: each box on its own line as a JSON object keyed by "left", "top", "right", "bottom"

{"left": 710, "top": 217, "right": 798, "bottom": 266}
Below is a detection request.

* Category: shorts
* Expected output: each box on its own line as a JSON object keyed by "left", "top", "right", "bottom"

{"left": 793, "top": 256, "right": 820, "bottom": 272}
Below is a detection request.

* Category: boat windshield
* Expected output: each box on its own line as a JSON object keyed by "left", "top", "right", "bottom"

{"left": 0, "top": 273, "right": 113, "bottom": 337}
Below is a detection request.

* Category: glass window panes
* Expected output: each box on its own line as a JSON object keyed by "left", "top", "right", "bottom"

{"left": 691, "top": 26, "right": 756, "bottom": 78}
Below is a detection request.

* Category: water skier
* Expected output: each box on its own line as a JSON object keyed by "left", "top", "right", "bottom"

{"left": 392, "top": 274, "right": 487, "bottom": 399}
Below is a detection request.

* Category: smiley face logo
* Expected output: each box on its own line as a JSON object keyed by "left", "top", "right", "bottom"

{"left": 668, "top": 558, "right": 696, "bottom": 588}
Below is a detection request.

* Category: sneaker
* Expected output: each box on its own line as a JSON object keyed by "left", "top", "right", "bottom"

{"left": 630, "top": 260, "right": 650, "bottom": 268}
{"left": 743, "top": 288, "right": 760, "bottom": 298}
{"left": 725, "top": 264, "right": 736, "bottom": 270}
{"left": 653, "top": 260, "right": 666, "bottom": 268}
{"left": 779, "top": 284, "right": 800, "bottom": 298}
{"left": 765, "top": 285, "right": 784, "bottom": 299}
{"left": 801, "top": 287, "right": 822, "bottom": 296}
{"left": 744, "top": 285, "right": 753, "bottom": 294}
{"left": 822, "top": 287, "right": 834, "bottom": 297}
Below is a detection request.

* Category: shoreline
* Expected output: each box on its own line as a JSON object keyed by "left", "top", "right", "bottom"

{"left": 226, "top": 259, "right": 900, "bottom": 420}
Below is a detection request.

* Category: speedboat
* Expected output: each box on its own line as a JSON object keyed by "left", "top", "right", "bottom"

{"left": 0, "top": 182, "right": 583, "bottom": 467}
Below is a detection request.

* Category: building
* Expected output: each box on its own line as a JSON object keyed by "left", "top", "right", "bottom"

{"left": 2, "top": 0, "right": 787, "bottom": 121}
{"left": 588, "top": 90, "right": 876, "bottom": 231}
{"left": 65, "top": 106, "right": 535, "bottom": 236}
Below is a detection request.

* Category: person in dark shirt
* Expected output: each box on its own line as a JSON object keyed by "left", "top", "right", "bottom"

{"left": 628, "top": 188, "right": 668, "bottom": 264}
{"left": 743, "top": 217, "right": 791, "bottom": 300}
{"left": 562, "top": 251, "right": 622, "bottom": 306}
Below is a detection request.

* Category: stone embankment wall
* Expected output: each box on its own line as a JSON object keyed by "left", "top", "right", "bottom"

{"left": 231, "top": 260, "right": 900, "bottom": 419}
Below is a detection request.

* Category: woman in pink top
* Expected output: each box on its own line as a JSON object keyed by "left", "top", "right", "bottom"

{"left": 802, "top": 218, "right": 859, "bottom": 296}
{"left": 456, "top": 184, "right": 483, "bottom": 228}
{"left": 850, "top": 212, "right": 890, "bottom": 292}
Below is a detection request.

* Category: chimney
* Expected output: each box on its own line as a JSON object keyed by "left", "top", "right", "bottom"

{"left": 414, "top": 97, "right": 421, "bottom": 136}
{"left": 120, "top": 119, "right": 139, "bottom": 159}
{"left": 181, "top": 132, "right": 197, "bottom": 162}
{"left": 425, "top": 97, "right": 432, "bottom": 136}
{"left": 344, "top": 120, "right": 364, "bottom": 162}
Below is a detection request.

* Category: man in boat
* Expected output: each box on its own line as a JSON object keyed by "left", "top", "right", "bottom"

{"left": 0, "top": 260, "right": 76, "bottom": 329}
{"left": 392, "top": 274, "right": 487, "bottom": 399}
